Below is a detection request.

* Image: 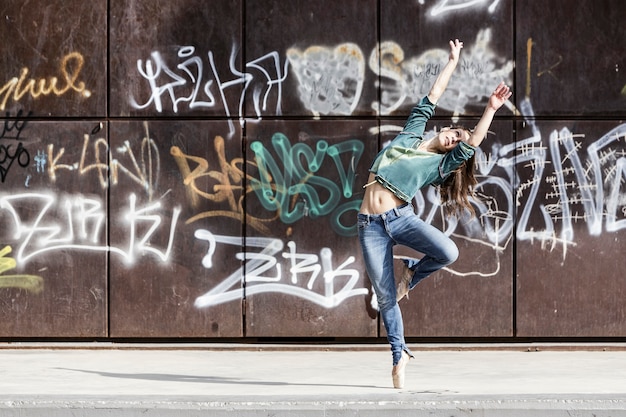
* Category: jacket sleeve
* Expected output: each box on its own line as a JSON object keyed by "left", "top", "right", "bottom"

{"left": 401, "top": 96, "right": 436, "bottom": 135}
{"left": 437, "top": 141, "right": 476, "bottom": 181}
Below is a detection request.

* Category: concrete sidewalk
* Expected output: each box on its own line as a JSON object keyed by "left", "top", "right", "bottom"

{"left": 1, "top": 343, "right": 626, "bottom": 416}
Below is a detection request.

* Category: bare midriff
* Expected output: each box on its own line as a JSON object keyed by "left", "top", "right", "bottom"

{"left": 359, "top": 173, "right": 406, "bottom": 215}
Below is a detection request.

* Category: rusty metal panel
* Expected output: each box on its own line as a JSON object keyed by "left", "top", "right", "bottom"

{"left": 516, "top": 120, "right": 626, "bottom": 337}
{"left": 381, "top": 0, "right": 514, "bottom": 117}
{"left": 1, "top": 0, "right": 623, "bottom": 342}
{"left": 0, "top": 119, "right": 107, "bottom": 337}
{"left": 245, "top": 0, "right": 378, "bottom": 118}
{"left": 243, "top": 120, "right": 378, "bottom": 337}
{"left": 0, "top": 0, "right": 107, "bottom": 117}
{"left": 379, "top": 120, "right": 515, "bottom": 338}
{"left": 109, "top": 0, "right": 243, "bottom": 117}
{"left": 108, "top": 120, "right": 244, "bottom": 337}
{"left": 516, "top": 0, "right": 626, "bottom": 117}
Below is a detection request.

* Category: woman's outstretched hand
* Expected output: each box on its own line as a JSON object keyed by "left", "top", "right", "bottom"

{"left": 468, "top": 82, "right": 513, "bottom": 147}
{"left": 488, "top": 81, "right": 512, "bottom": 111}
{"left": 449, "top": 39, "right": 463, "bottom": 62}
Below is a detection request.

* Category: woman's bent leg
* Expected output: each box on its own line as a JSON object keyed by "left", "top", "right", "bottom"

{"left": 392, "top": 213, "right": 459, "bottom": 289}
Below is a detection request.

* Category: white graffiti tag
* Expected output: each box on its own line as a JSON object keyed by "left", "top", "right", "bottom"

{"left": 0, "top": 192, "right": 181, "bottom": 264}
{"left": 193, "top": 229, "right": 368, "bottom": 308}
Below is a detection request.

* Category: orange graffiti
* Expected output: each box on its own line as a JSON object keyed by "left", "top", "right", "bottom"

{"left": 170, "top": 136, "right": 278, "bottom": 234}
{"left": 526, "top": 38, "right": 533, "bottom": 98}
{"left": 0, "top": 52, "right": 90, "bottom": 111}
{"left": 0, "top": 246, "right": 43, "bottom": 293}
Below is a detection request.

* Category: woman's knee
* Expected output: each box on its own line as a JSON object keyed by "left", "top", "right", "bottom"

{"left": 376, "top": 294, "right": 396, "bottom": 313}
{"left": 371, "top": 280, "right": 397, "bottom": 312}
{"left": 439, "top": 240, "right": 459, "bottom": 265}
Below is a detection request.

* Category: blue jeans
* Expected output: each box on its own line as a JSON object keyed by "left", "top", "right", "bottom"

{"left": 357, "top": 203, "right": 459, "bottom": 365}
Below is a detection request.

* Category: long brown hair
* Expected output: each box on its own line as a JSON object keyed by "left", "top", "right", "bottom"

{"left": 438, "top": 153, "right": 478, "bottom": 218}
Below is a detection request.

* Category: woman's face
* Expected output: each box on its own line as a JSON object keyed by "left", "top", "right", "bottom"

{"left": 435, "top": 127, "right": 470, "bottom": 153}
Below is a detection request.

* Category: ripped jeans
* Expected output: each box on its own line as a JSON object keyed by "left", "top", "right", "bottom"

{"left": 357, "top": 203, "right": 458, "bottom": 365}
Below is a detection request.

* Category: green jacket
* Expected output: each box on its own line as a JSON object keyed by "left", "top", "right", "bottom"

{"left": 369, "top": 96, "right": 475, "bottom": 202}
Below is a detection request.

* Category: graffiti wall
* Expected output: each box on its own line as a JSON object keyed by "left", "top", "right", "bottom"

{"left": 0, "top": 0, "right": 624, "bottom": 339}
